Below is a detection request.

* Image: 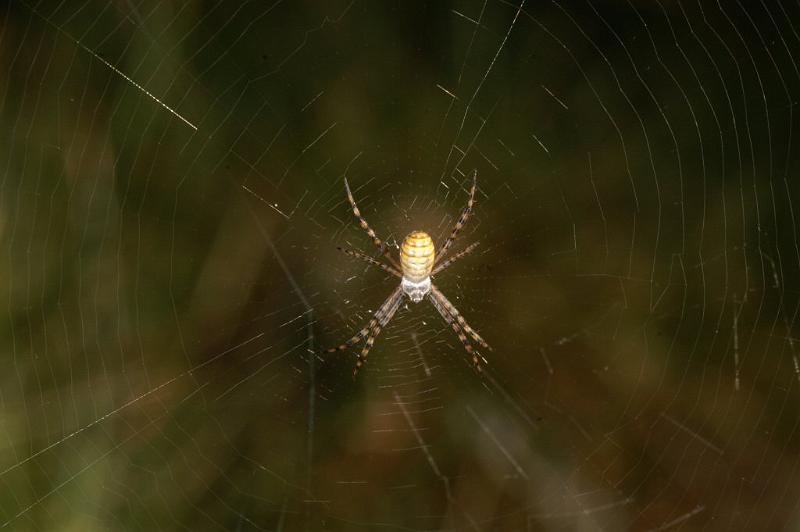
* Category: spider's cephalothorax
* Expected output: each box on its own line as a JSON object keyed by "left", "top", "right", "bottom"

{"left": 400, "top": 231, "right": 435, "bottom": 303}
{"left": 327, "top": 171, "right": 490, "bottom": 377}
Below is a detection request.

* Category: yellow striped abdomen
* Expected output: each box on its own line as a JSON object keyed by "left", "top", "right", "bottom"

{"left": 400, "top": 231, "right": 435, "bottom": 283}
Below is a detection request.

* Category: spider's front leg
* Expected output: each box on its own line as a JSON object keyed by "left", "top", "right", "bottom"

{"left": 430, "top": 285, "right": 490, "bottom": 351}
{"left": 353, "top": 288, "right": 405, "bottom": 377}
{"left": 324, "top": 286, "right": 405, "bottom": 377}
{"left": 428, "top": 287, "right": 487, "bottom": 372}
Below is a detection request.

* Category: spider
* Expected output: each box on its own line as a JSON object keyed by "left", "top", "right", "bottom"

{"left": 326, "top": 170, "right": 491, "bottom": 377}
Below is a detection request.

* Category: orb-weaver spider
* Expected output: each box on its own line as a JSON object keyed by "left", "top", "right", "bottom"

{"left": 326, "top": 171, "right": 491, "bottom": 377}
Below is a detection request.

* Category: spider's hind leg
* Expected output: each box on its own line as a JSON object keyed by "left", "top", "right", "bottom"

{"left": 431, "top": 241, "right": 480, "bottom": 276}
{"left": 337, "top": 246, "right": 402, "bottom": 277}
{"left": 344, "top": 178, "right": 402, "bottom": 270}
{"left": 436, "top": 169, "right": 477, "bottom": 263}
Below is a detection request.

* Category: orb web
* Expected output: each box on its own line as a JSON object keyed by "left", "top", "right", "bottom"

{"left": 2, "top": 0, "right": 800, "bottom": 530}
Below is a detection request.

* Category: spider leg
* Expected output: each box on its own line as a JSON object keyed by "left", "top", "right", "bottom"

{"left": 325, "top": 287, "right": 402, "bottom": 353}
{"left": 337, "top": 247, "right": 402, "bottom": 277}
{"left": 324, "top": 318, "right": 378, "bottom": 354}
{"left": 431, "top": 241, "right": 479, "bottom": 276}
{"left": 430, "top": 284, "right": 491, "bottom": 351}
{"left": 344, "top": 178, "right": 402, "bottom": 270}
{"left": 353, "top": 288, "right": 405, "bottom": 377}
{"left": 435, "top": 169, "right": 477, "bottom": 263}
{"left": 428, "top": 289, "right": 484, "bottom": 372}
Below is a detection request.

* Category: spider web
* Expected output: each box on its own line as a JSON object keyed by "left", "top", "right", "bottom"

{"left": 2, "top": 0, "right": 800, "bottom": 530}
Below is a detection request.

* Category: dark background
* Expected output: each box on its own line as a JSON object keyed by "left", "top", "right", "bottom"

{"left": 2, "top": 1, "right": 800, "bottom": 530}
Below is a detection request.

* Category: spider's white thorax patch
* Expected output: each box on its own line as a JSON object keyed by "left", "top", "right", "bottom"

{"left": 401, "top": 276, "right": 431, "bottom": 303}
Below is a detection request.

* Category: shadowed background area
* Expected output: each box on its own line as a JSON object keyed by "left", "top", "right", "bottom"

{"left": 2, "top": 0, "right": 800, "bottom": 530}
